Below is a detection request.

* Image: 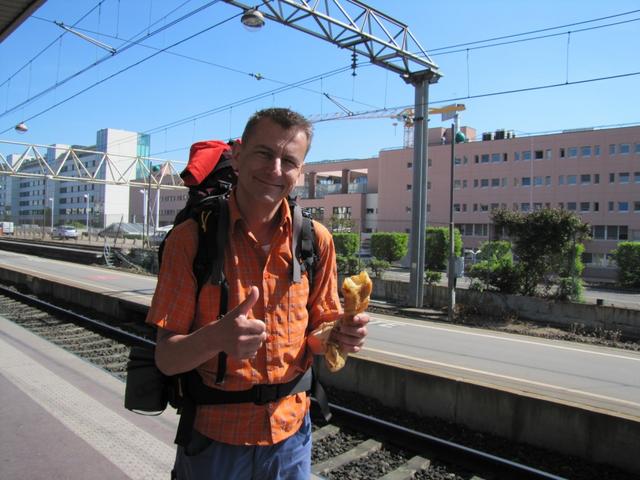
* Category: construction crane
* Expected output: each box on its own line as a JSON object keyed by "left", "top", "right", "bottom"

{"left": 308, "top": 99, "right": 465, "bottom": 148}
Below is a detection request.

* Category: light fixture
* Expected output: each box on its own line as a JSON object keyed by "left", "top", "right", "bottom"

{"left": 455, "top": 130, "right": 466, "bottom": 144}
{"left": 241, "top": 9, "right": 265, "bottom": 31}
{"left": 15, "top": 122, "right": 28, "bottom": 133}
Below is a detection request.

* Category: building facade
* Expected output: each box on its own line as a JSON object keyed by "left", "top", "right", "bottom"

{"left": 294, "top": 124, "right": 640, "bottom": 268}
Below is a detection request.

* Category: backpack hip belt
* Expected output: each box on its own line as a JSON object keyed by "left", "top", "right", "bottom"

{"left": 175, "top": 369, "right": 313, "bottom": 446}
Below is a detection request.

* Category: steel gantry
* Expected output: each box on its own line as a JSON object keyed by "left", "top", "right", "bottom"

{"left": 224, "top": 0, "right": 442, "bottom": 306}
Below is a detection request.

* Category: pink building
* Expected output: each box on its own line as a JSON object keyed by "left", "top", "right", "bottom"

{"left": 295, "top": 124, "right": 640, "bottom": 269}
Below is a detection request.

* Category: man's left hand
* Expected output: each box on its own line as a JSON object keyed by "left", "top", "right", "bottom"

{"left": 334, "top": 313, "right": 369, "bottom": 353}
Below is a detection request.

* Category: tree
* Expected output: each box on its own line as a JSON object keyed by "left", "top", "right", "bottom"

{"left": 333, "top": 232, "right": 361, "bottom": 275}
{"left": 492, "top": 208, "right": 590, "bottom": 299}
{"left": 467, "top": 240, "right": 522, "bottom": 294}
{"left": 425, "top": 227, "right": 462, "bottom": 270}
{"left": 370, "top": 232, "right": 408, "bottom": 263}
{"left": 611, "top": 242, "right": 640, "bottom": 288}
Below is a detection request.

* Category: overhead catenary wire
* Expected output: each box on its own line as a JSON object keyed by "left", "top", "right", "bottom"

{"left": 0, "top": 0, "right": 223, "bottom": 119}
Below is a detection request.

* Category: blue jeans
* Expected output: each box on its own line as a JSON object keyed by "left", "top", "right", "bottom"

{"left": 173, "top": 413, "right": 311, "bottom": 480}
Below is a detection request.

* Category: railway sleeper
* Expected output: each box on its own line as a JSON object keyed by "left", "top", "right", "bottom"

{"left": 312, "top": 438, "right": 382, "bottom": 476}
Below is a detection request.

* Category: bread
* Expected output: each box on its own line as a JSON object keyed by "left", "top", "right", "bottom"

{"left": 324, "top": 271, "right": 372, "bottom": 372}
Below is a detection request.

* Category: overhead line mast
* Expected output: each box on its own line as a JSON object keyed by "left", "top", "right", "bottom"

{"left": 224, "top": 0, "right": 441, "bottom": 306}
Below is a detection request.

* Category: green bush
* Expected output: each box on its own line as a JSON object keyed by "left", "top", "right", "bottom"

{"left": 371, "top": 232, "right": 408, "bottom": 263}
{"left": 367, "top": 257, "right": 390, "bottom": 278}
{"left": 333, "top": 233, "right": 359, "bottom": 257}
{"left": 611, "top": 242, "right": 640, "bottom": 288}
{"left": 467, "top": 256, "right": 522, "bottom": 294}
{"left": 477, "top": 240, "right": 513, "bottom": 262}
{"left": 424, "top": 270, "right": 442, "bottom": 285}
{"left": 336, "top": 254, "right": 362, "bottom": 275}
{"left": 425, "top": 227, "right": 462, "bottom": 270}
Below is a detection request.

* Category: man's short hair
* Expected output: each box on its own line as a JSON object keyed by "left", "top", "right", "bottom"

{"left": 241, "top": 108, "right": 313, "bottom": 151}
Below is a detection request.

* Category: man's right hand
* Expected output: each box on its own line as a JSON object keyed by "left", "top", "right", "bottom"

{"left": 216, "top": 286, "right": 267, "bottom": 359}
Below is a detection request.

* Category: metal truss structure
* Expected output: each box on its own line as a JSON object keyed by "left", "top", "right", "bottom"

{"left": 223, "top": 0, "right": 438, "bottom": 77}
{"left": 0, "top": 140, "right": 186, "bottom": 191}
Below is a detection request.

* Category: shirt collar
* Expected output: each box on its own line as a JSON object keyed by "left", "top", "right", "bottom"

{"left": 228, "top": 189, "right": 292, "bottom": 235}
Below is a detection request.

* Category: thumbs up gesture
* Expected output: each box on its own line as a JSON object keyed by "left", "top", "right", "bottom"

{"left": 216, "top": 286, "right": 267, "bottom": 359}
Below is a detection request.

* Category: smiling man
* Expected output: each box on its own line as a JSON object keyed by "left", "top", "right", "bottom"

{"left": 147, "top": 108, "right": 369, "bottom": 479}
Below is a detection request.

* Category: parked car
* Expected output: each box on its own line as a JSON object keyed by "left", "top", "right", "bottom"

{"left": 148, "top": 225, "right": 173, "bottom": 246}
{"left": 52, "top": 225, "right": 78, "bottom": 240}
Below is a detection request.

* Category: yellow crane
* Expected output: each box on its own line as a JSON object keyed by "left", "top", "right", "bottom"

{"left": 307, "top": 101, "right": 465, "bottom": 148}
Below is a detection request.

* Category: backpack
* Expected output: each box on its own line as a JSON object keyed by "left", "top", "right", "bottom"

{"left": 125, "top": 139, "right": 330, "bottom": 446}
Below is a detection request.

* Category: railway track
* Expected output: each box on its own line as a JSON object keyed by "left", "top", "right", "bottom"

{"left": 0, "top": 285, "right": 570, "bottom": 480}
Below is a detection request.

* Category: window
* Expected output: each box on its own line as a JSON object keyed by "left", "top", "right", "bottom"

{"left": 636, "top": 172, "right": 640, "bottom": 183}
{"left": 581, "top": 146, "right": 592, "bottom": 157}
{"left": 480, "top": 204, "right": 489, "bottom": 212}
{"left": 453, "top": 204, "right": 461, "bottom": 212}
{"left": 567, "top": 175, "right": 577, "bottom": 185}
{"left": 567, "top": 202, "right": 577, "bottom": 211}
{"left": 558, "top": 175, "right": 565, "bottom": 185}
{"left": 594, "top": 145, "right": 601, "bottom": 156}
{"left": 620, "top": 172, "right": 629, "bottom": 183}
{"left": 521, "top": 203, "right": 531, "bottom": 212}
{"left": 568, "top": 147, "right": 578, "bottom": 158}
{"left": 514, "top": 152, "right": 520, "bottom": 161}
{"left": 533, "top": 202, "right": 543, "bottom": 211}
{"left": 473, "top": 203, "right": 478, "bottom": 212}
{"left": 491, "top": 178, "right": 500, "bottom": 187}
{"left": 620, "top": 144, "right": 630, "bottom": 154}
{"left": 534, "top": 150, "right": 544, "bottom": 160}
{"left": 491, "top": 203, "right": 500, "bottom": 211}
{"left": 502, "top": 177, "right": 508, "bottom": 187}
{"left": 636, "top": 143, "right": 640, "bottom": 154}
{"left": 463, "top": 180, "right": 468, "bottom": 188}
{"left": 609, "top": 173, "right": 615, "bottom": 183}
{"left": 473, "top": 179, "right": 479, "bottom": 188}
{"left": 521, "top": 177, "right": 531, "bottom": 186}
{"left": 608, "top": 201, "right": 615, "bottom": 212}
{"left": 491, "top": 153, "right": 501, "bottom": 163}
{"left": 594, "top": 202, "right": 599, "bottom": 212}
{"left": 453, "top": 179, "right": 462, "bottom": 189}
{"left": 609, "top": 144, "right": 616, "bottom": 155}
{"left": 406, "top": 184, "right": 412, "bottom": 190}
{"left": 481, "top": 154, "right": 490, "bottom": 163}
{"left": 454, "top": 157, "right": 462, "bottom": 166}
{"left": 593, "top": 225, "right": 605, "bottom": 239}
{"left": 580, "top": 174, "right": 591, "bottom": 184}
{"left": 635, "top": 201, "right": 640, "bottom": 212}
{"left": 580, "top": 202, "right": 590, "bottom": 212}
{"left": 559, "top": 148, "right": 565, "bottom": 158}
{"left": 407, "top": 162, "right": 412, "bottom": 168}
{"left": 545, "top": 176, "right": 552, "bottom": 186}
{"left": 619, "top": 202, "right": 629, "bottom": 212}
{"left": 534, "top": 176, "right": 544, "bottom": 186}
{"left": 474, "top": 224, "right": 488, "bottom": 236}
{"left": 522, "top": 151, "right": 532, "bottom": 160}
{"left": 481, "top": 178, "right": 489, "bottom": 188}
{"left": 594, "top": 174, "right": 600, "bottom": 184}
{"left": 546, "top": 149, "right": 552, "bottom": 159}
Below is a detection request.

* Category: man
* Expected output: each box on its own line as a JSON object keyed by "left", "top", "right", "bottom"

{"left": 146, "top": 107, "right": 369, "bottom": 479}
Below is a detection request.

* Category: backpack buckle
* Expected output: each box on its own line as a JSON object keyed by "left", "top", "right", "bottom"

{"left": 253, "top": 384, "right": 279, "bottom": 405}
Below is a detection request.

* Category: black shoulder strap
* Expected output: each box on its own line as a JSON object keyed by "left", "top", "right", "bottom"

{"left": 193, "top": 197, "right": 230, "bottom": 385}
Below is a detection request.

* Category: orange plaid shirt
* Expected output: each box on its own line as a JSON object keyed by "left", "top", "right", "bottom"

{"left": 146, "top": 191, "right": 341, "bottom": 445}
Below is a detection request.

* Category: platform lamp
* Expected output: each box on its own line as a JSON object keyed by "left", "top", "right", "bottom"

{"left": 83, "top": 194, "right": 90, "bottom": 243}
{"left": 447, "top": 112, "right": 466, "bottom": 322}
{"left": 240, "top": 8, "right": 265, "bottom": 31}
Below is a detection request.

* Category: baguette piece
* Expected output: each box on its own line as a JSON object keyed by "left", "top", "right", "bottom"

{"left": 325, "top": 271, "right": 372, "bottom": 372}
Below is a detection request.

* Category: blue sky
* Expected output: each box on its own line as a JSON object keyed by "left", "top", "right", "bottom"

{"left": 1, "top": 0, "right": 638, "bottom": 166}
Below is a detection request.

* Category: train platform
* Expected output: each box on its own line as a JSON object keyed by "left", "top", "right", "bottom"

{"left": 0, "top": 315, "right": 178, "bottom": 479}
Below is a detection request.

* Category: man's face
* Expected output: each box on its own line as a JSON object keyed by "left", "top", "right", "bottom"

{"left": 232, "top": 118, "right": 308, "bottom": 209}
